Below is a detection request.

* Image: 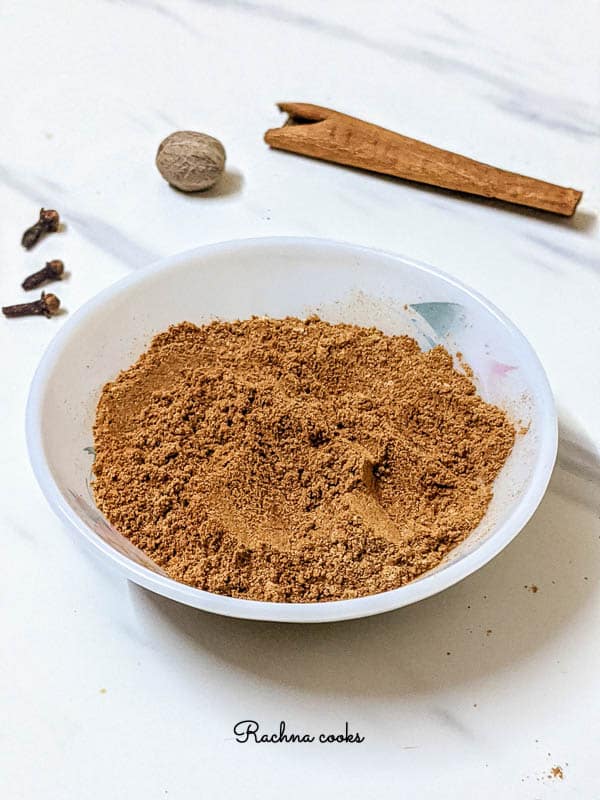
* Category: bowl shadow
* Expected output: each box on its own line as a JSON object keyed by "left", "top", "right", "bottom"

{"left": 129, "top": 415, "right": 600, "bottom": 699}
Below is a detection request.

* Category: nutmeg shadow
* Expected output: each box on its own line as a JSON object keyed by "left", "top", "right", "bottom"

{"left": 170, "top": 169, "right": 244, "bottom": 199}
{"left": 128, "top": 414, "right": 599, "bottom": 699}
{"left": 203, "top": 168, "right": 244, "bottom": 198}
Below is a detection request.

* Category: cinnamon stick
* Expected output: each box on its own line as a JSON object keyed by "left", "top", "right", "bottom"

{"left": 264, "top": 102, "right": 582, "bottom": 216}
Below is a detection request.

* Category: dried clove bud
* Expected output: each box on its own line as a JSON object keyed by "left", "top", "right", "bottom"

{"left": 22, "top": 259, "right": 65, "bottom": 290}
{"left": 2, "top": 291, "right": 61, "bottom": 319}
{"left": 21, "top": 208, "right": 60, "bottom": 250}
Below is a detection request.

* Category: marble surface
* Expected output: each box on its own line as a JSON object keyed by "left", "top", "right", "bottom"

{"left": 2, "top": 1, "right": 599, "bottom": 797}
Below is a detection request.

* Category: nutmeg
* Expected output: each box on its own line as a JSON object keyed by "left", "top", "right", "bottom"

{"left": 155, "top": 131, "right": 226, "bottom": 192}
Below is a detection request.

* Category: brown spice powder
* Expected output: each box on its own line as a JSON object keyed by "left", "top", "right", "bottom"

{"left": 92, "top": 317, "right": 515, "bottom": 602}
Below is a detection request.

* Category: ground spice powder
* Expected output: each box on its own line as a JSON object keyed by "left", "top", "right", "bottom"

{"left": 92, "top": 317, "right": 515, "bottom": 602}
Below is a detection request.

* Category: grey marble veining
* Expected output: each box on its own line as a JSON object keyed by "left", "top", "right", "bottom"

{"left": 106, "top": 0, "right": 195, "bottom": 31}
{"left": 491, "top": 92, "right": 600, "bottom": 139}
{"left": 0, "top": 165, "right": 159, "bottom": 267}
{"left": 526, "top": 232, "right": 600, "bottom": 273}
{"left": 189, "top": 0, "right": 600, "bottom": 140}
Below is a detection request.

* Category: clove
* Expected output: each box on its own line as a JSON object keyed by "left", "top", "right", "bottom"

{"left": 22, "top": 259, "right": 64, "bottom": 290}
{"left": 21, "top": 208, "right": 60, "bottom": 250}
{"left": 2, "top": 291, "right": 61, "bottom": 319}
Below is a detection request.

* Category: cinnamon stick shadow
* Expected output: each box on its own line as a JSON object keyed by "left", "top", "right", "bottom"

{"left": 270, "top": 146, "right": 595, "bottom": 232}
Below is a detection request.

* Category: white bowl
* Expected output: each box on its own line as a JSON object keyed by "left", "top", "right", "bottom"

{"left": 26, "top": 237, "right": 557, "bottom": 622}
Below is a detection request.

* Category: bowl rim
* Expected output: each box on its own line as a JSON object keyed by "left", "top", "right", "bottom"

{"left": 26, "top": 235, "right": 558, "bottom": 623}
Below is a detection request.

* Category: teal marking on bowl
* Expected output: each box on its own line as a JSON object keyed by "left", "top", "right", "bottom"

{"left": 410, "top": 302, "right": 464, "bottom": 339}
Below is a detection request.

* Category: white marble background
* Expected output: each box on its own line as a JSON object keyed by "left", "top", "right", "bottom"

{"left": 2, "top": 1, "right": 599, "bottom": 797}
